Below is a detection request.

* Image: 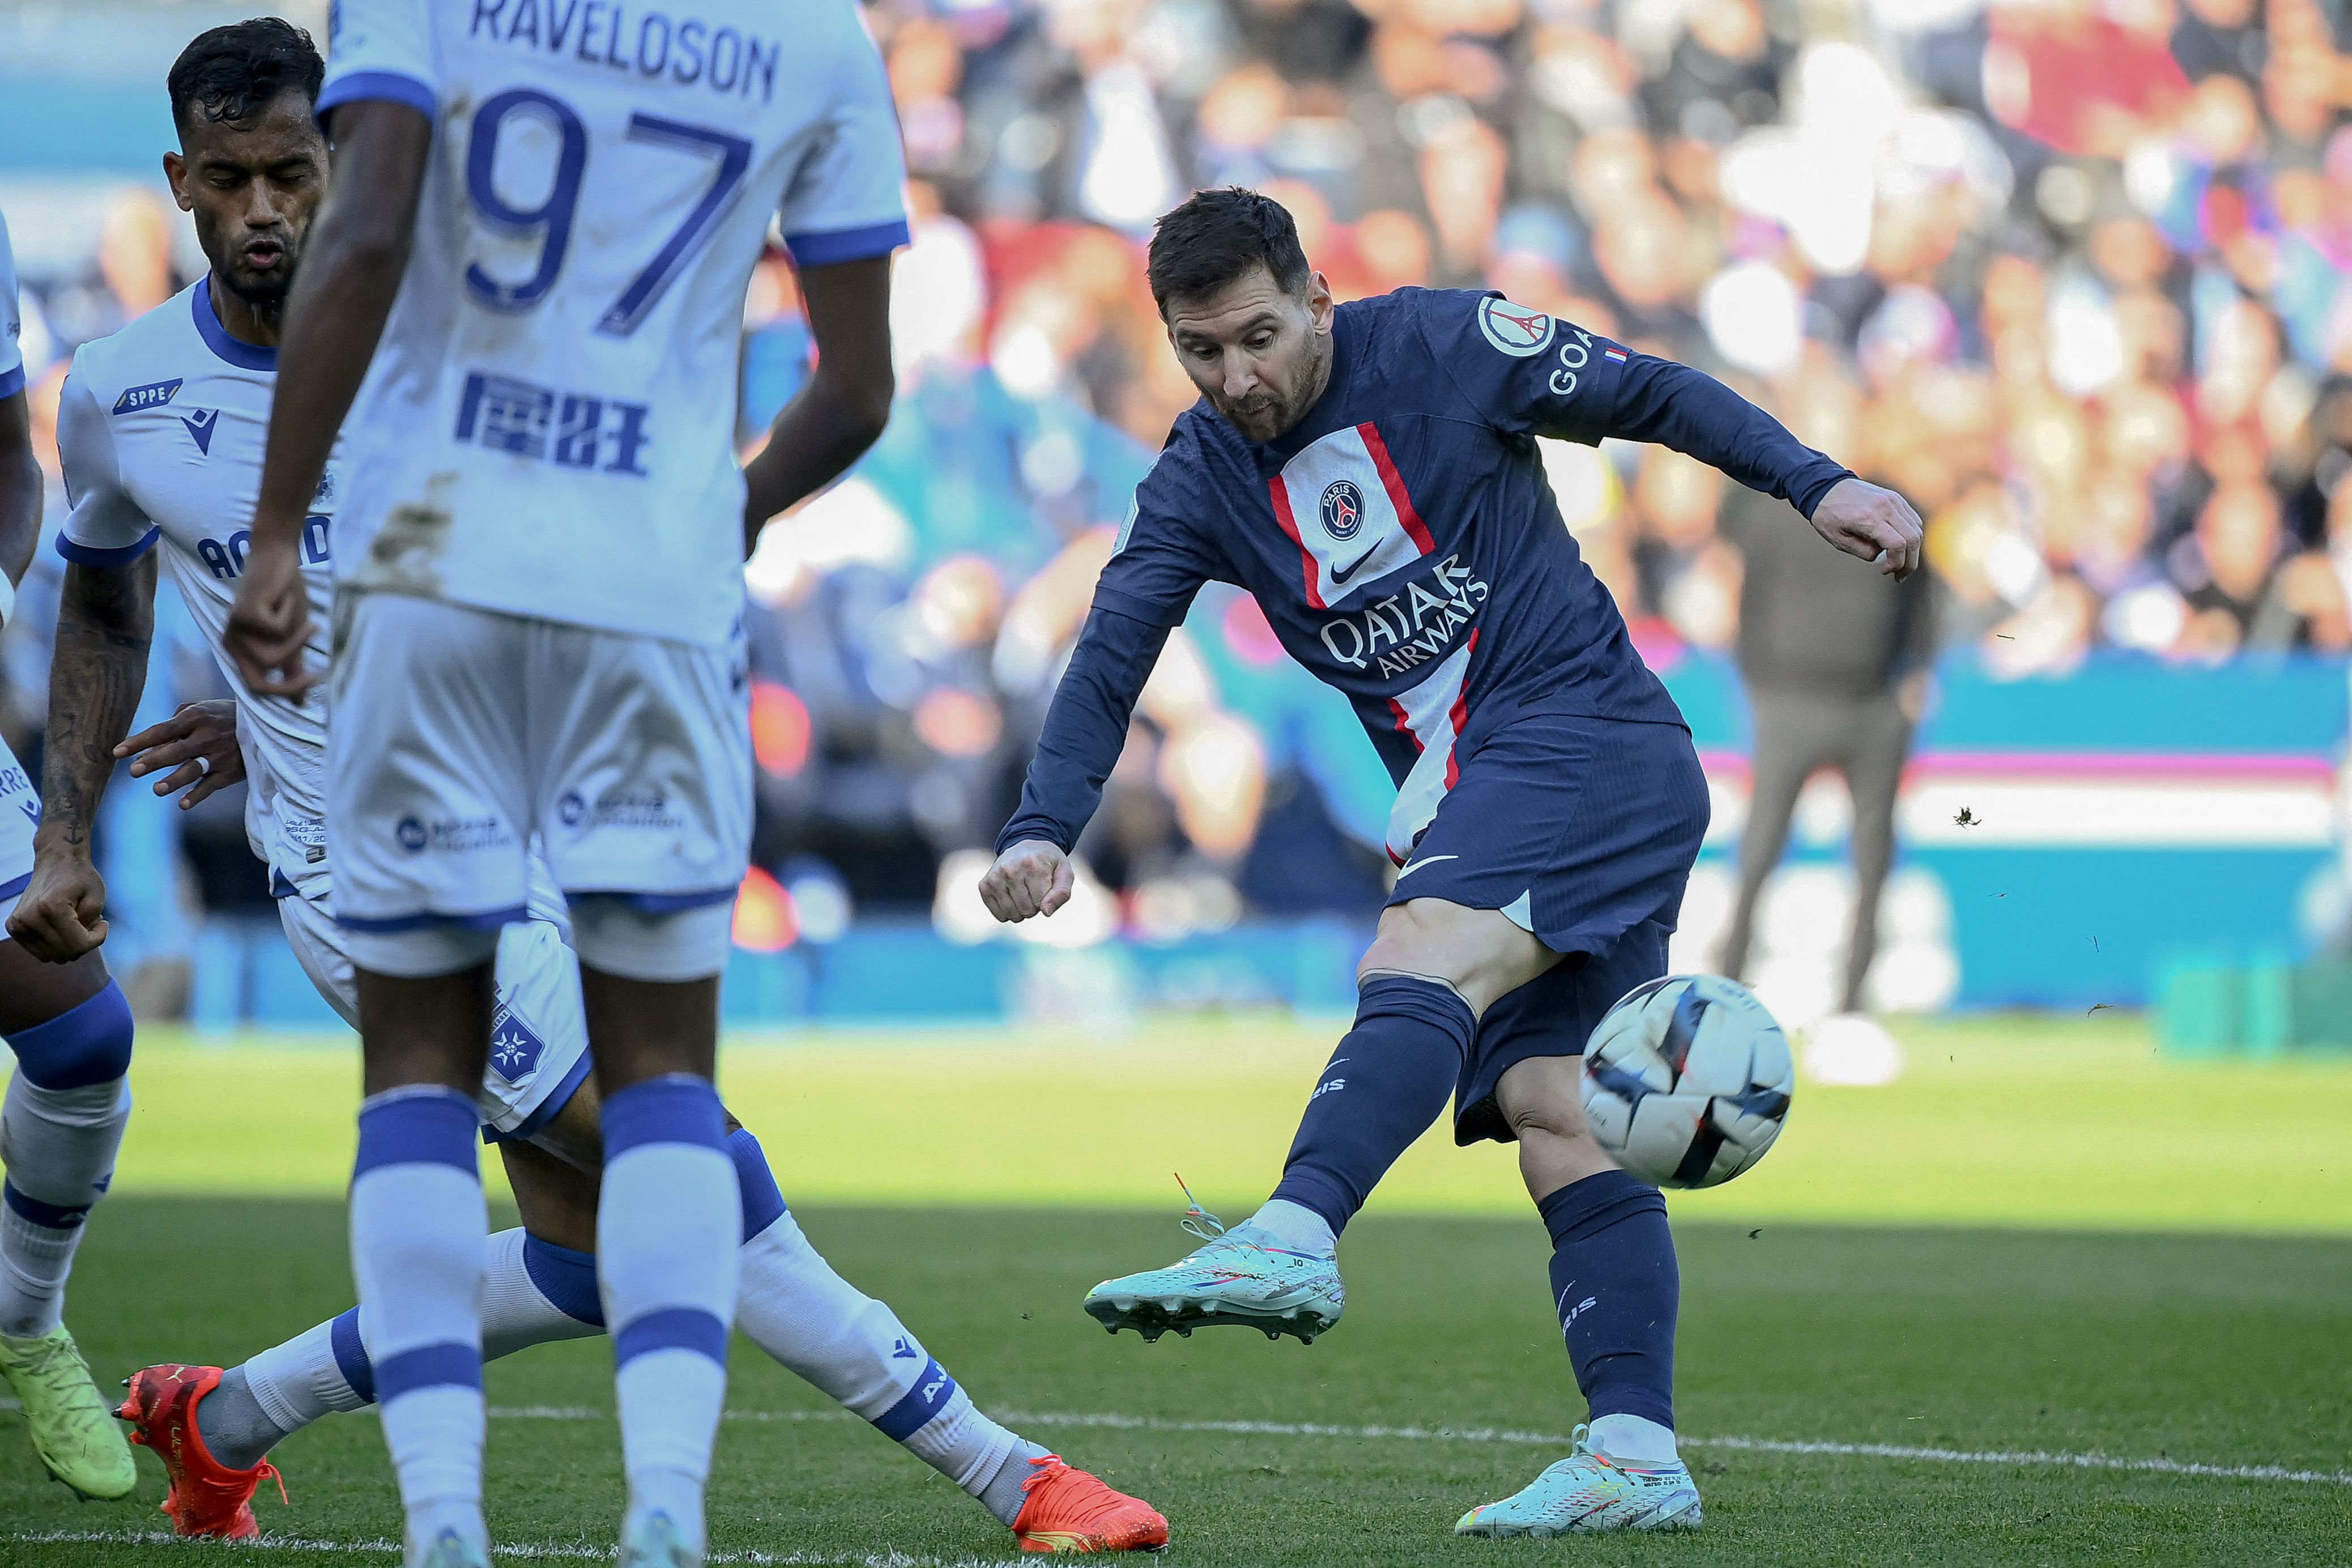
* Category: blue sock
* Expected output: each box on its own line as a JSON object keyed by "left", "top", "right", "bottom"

{"left": 350, "top": 1086, "right": 488, "bottom": 1553}
{"left": 1267, "top": 974, "right": 1471, "bottom": 1238}
{"left": 727, "top": 1128, "right": 787, "bottom": 1241}
{"left": 600, "top": 1076, "right": 739, "bottom": 1553}
{"left": 1539, "top": 1170, "right": 1678, "bottom": 1431}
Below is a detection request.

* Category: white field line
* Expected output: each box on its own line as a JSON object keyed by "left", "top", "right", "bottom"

{"left": 5, "top": 1531, "right": 1026, "bottom": 1567}
{"left": 467, "top": 1403, "right": 2352, "bottom": 1489}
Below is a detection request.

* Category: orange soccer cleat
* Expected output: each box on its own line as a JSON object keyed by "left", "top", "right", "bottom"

{"left": 1008, "top": 1454, "right": 1170, "bottom": 1554}
{"left": 117, "top": 1364, "right": 288, "bottom": 1540}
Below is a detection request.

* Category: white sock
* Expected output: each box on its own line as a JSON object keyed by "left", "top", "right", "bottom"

{"left": 0, "top": 1073, "right": 130, "bottom": 1337}
{"left": 735, "top": 1209, "right": 1034, "bottom": 1518}
{"left": 601, "top": 1077, "right": 739, "bottom": 1554}
{"left": 241, "top": 1227, "right": 600, "bottom": 1445}
{"left": 350, "top": 1088, "right": 488, "bottom": 1558}
{"left": 1588, "top": 1412, "right": 1680, "bottom": 1464}
{"left": 244, "top": 1320, "right": 372, "bottom": 1433}
{"left": 1244, "top": 1198, "right": 1337, "bottom": 1256}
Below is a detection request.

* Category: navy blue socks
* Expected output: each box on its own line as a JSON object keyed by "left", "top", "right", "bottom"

{"left": 1266, "top": 974, "right": 1473, "bottom": 1239}
{"left": 1538, "top": 1169, "right": 1678, "bottom": 1431}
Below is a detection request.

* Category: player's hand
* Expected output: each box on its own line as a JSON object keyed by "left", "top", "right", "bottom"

{"left": 979, "top": 840, "right": 1075, "bottom": 923}
{"left": 224, "top": 535, "right": 318, "bottom": 696}
{"left": 4, "top": 850, "right": 110, "bottom": 964}
{"left": 1809, "top": 477, "right": 1925, "bottom": 581}
{"left": 121, "top": 700, "right": 246, "bottom": 809}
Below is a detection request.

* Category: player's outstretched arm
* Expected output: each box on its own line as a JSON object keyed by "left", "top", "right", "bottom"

{"left": 224, "top": 99, "right": 431, "bottom": 695}
{"left": 1596, "top": 355, "right": 1923, "bottom": 578}
{"left": 982, "top": 606, "right": 1175, "bottom": 922}
{"left": 6, "top": 555, "right": 159, "bottom": 962}
{"left": 740, "top": 255, "right": 895, "bottom": 552}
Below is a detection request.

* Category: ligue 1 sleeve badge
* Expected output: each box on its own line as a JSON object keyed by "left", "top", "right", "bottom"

{"left": 1476, "top": 295, "right": 1556, "bottom": 357}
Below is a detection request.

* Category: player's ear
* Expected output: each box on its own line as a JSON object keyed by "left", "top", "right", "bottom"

{"left": 1306, "top": 270, "right": 1334, "bottom": 330}
{"left": 163, "top": 150, "right": 194, "bottom": 212}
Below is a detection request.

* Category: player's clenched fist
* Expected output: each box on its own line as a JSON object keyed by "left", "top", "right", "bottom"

{"left": 1808, "top": 476, "right": 1926, "bottom": 581}
{"left": 6, "top": 851, "right": 110, "bottom": 964}
{"left": 980, "top": 839, "right": 1075, "bottom": 923}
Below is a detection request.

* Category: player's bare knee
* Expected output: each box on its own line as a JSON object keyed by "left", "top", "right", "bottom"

{"left": 1505, "top": 1092, "right": 1592, "bottom": 1150}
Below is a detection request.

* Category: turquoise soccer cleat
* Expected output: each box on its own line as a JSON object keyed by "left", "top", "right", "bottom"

{"left": 414, "top": 1527, "right": 492, "bottom": 1568}
{"left": 1082, "top": 1184, "right": 1344, "bottom": 1344}
{"left": 618, "top": 1510, "right": 698, "bottom": 1568}
{"left": 1454, "top": 1425, "right": 1704, "bottom": 1536}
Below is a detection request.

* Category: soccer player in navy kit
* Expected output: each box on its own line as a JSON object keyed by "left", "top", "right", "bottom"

{"left": 979, "top": 189, "right": 1924, "bottom": 1536}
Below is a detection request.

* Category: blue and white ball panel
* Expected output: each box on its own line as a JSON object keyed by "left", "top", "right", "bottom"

{"left": 276, "top": 877, "right": 590, "bottom": 1137}
{"left": 0, "top": 735, "right": 36, "bottom": 931}
{"left": 326, "top": 593, "right": 750, "bottom": 939}
{"left": 1581, "top": 973, "right": 1793, "bottom": 1189}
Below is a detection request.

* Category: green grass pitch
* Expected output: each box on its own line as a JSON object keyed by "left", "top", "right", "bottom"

{"left": 4, "top": 1013, "right": 2349, "bottom": 1566}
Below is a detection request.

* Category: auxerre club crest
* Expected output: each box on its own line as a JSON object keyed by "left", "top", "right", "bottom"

{"left": 1476, "top": 295, "right": 1556, "bottom": 357}
{"left": 1319, "top": 478, "right": 1366, "bottom": 540}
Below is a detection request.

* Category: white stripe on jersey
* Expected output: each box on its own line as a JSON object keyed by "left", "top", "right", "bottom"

{"left": 1380, "top": 629, "right": 1481, "bottom": 866}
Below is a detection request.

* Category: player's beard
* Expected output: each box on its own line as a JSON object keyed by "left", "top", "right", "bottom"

{"left": 220, "top": 259, "right": 296, "bottom": 318}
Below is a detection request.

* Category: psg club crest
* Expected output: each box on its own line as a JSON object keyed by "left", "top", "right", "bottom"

{"left": 1476, "top": 295, "right": 1556, "bottom": 357}
{"left": 1319, "top": 479, "right": 1366, "bottom": 540}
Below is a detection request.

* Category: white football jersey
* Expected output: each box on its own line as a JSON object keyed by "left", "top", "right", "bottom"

{"left": 318, "top": 0, "right": 909, "bottom": 646}
{"left": 3, "top": 210, "right": 36, "bottom": 903}
{"left": 0, "top": 208, "right": 23, "bottom": 402}
{"left": 58, "top": 282, "right": 340, "bottom": 898}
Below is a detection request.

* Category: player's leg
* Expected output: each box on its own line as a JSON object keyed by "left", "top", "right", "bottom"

{"left": 1081, "top": 898, "right": 1549, "bottom": 1344}
{"left": 1083, "top": 721, "right": 1580, "bottom": 1343}
{"left": 329, "top": 590, "right": 535, "bottom": 1567}
{"left": 0, "top": 932, "right": 139, "bottom": 1501}
{"left": 536, "top": 620, "right": 750, "bottom": 1564}
{"left": 1446, "top": 718, "right": 1708, "bottom": 1537}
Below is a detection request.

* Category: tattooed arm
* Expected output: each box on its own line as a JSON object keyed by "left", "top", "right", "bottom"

{"left": 4, "top": 359, "right": 166, "bottom": 961}
{"left": 6, "top": 556, "right": 160, "bottom": 961}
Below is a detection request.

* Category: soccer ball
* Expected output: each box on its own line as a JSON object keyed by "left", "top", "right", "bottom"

{"left": 1580, "top": 974, "right": 1794, "bottom": 1189}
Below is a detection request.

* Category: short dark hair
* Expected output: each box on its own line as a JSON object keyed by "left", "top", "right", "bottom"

{"left": 1147, "top": 188, "right": 1313, "bottom": 316}
{"left": 168, "top": 18, "right": 325, "bottom": 137}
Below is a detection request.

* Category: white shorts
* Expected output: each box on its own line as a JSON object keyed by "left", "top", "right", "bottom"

{"left": 276, "top": 867, "right": 593, "bottom": 1140}
{"left": 1, "top": 735, "right": 35, "bottom": 932}
{"left": 327, "top": 591, "right": 751, "bottom": 975}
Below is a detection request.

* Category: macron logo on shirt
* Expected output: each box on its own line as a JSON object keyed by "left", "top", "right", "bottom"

{"left": 180, "top": 408, "right": 220, "bottom": 455}
{"left": 113, "top": 378, "right": 182, "bottom": 415}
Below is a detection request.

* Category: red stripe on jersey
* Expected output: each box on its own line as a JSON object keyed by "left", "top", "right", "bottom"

{"left": 1267, "top": 475, "right": 1326, "bottom": 611}
{"left": 1442, "top": 629, "right": 1480, "bottom": 788}
{"left": 1357, "top": 422, "right": 1437, "bottom": 555}
{"left": 1388, "top": 696, "right": 1424, "bottom": 753}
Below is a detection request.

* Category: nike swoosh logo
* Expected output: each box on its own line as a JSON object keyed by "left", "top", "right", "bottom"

{"left": 1395, "top": 855, "right": 1458, "bottom": 879}
{"left": 1329, "top": 546, "right": 1380, "bottom": 583}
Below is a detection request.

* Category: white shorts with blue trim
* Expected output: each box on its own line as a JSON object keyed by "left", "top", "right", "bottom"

{"left": 326, "top": 590, "right": 751, "bottom": 976}
{"left": 0, "top": 734, "right": 36, "bottom": 932}
{"left": 276, "top": 868, "right": 593, "bottom": 1140}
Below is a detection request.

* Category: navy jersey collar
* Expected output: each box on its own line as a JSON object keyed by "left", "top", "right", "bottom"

{"left": 1257, "top": 305, "right": 1358, "bottom": 465}
{"left": 193, "top": 279, "right": 278, "bottom": 372}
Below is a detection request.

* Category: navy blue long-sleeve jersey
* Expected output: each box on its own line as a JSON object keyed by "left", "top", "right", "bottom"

{"left": 998, "top": 287, "right": 1854, "bottom": 866}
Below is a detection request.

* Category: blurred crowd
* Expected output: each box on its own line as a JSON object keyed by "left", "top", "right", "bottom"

{"left": 5, "top": 0, "right": 2351, "bottom": 955}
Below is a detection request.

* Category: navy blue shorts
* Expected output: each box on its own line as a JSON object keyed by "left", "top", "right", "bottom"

{"left": 1382, "top": 711, "right": 1710, "bottom": 1145}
